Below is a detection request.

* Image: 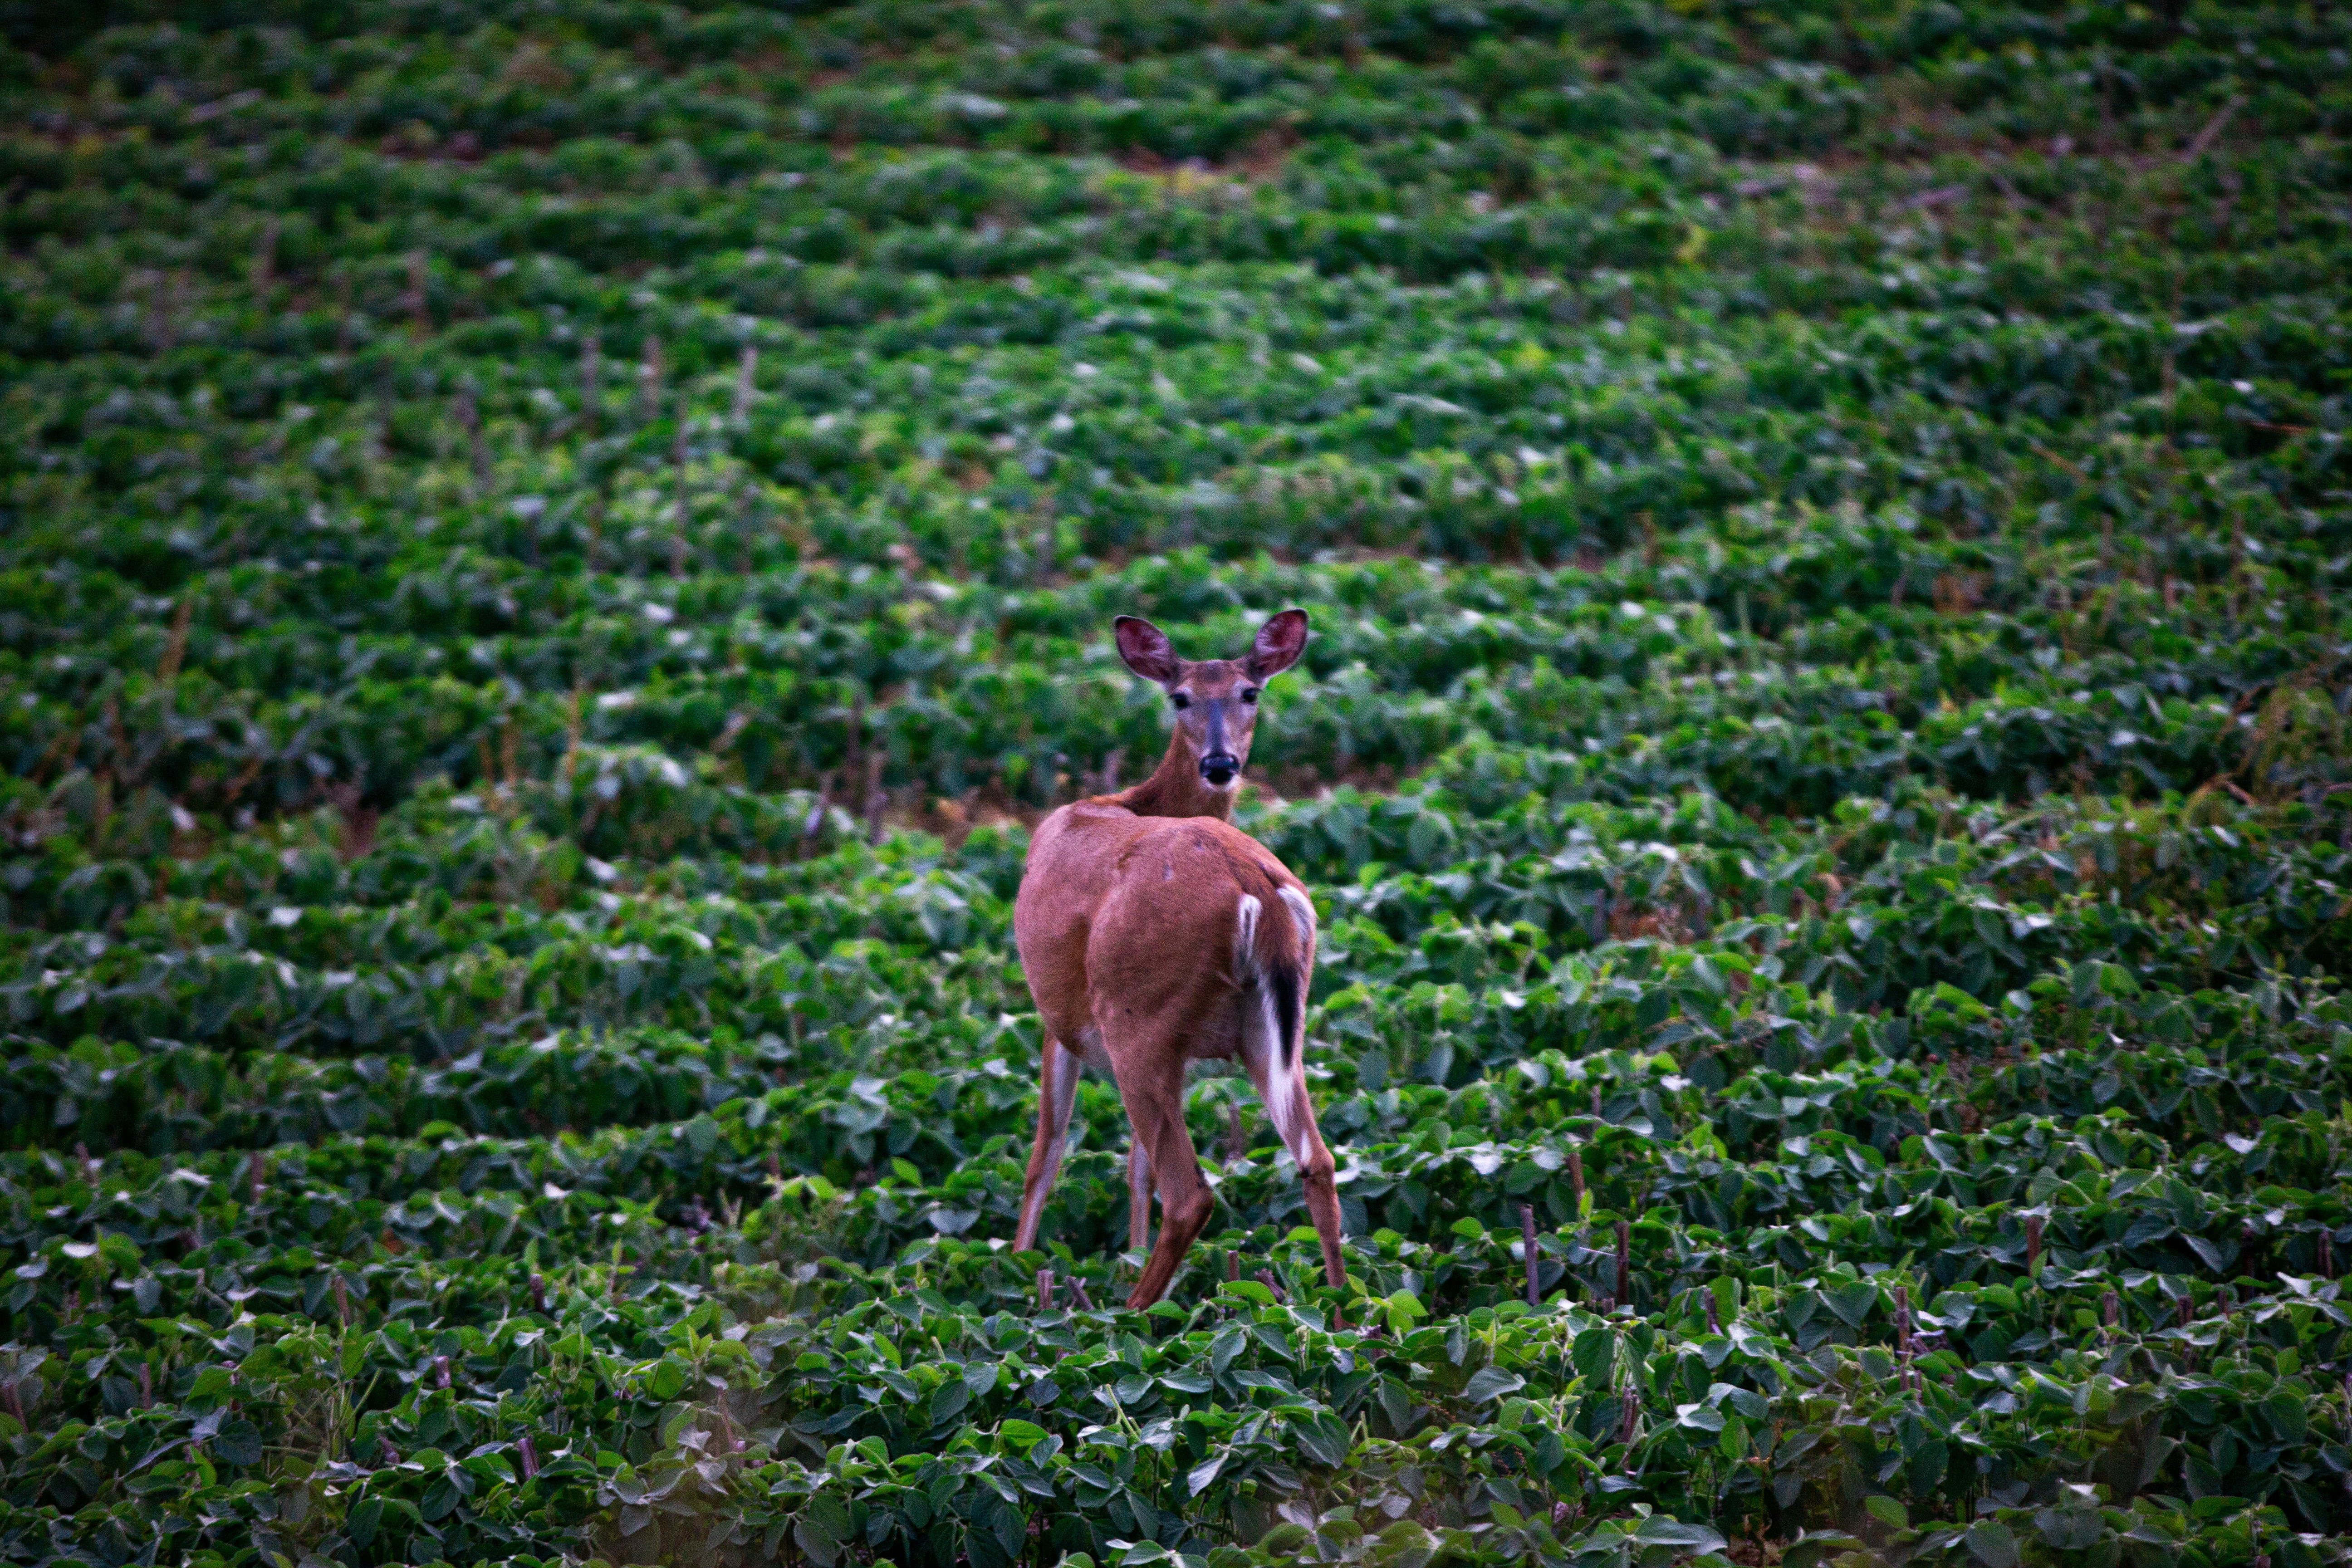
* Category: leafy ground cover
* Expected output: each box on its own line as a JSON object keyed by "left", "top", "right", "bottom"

{"left": 2, "top": 1, "right": 2351, "bottom": 1567}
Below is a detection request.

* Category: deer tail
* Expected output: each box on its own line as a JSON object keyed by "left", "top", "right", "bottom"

{"left": 1234, "top": 882, "right": 1316, "bottom": 1068}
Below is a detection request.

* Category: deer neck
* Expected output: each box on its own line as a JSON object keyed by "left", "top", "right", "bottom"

{"left": 1112, "top": 729, "right": 1236, "bottom": 821}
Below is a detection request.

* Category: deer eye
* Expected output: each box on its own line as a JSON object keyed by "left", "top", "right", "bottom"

{"left": 1240, "top": 689, "right": 1260, "bottom": 706}
{"left": 1170, "top": 692, "right": 1191, "bottom": 710}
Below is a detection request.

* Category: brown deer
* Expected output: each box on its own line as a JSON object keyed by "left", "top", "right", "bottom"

{"left": 1010, "top": 609, "right": 1346, "bottom": 1308}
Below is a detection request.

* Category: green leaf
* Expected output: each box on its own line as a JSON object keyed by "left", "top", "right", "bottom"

{"left": 1824, "top": 1282, "right": 1880, "bottom": 1328}
{"left": 210, "top": 1419, "right": 264, "bottom": 1467}
{"left": 1293, "top": 1411, "right": 1350, "bottom": 1467}
{"left": 1676, "top": 1402, "right": 1725, "bottom": 1432}
{"left": 1570, "top": 1327, "right": 1616, "bottom": 1386}
{"left": 1636, "top": 1518, "right": 1727, "bottom": 1552}
{"left": 1782, "top": 1533, "right": 1866, "bottom": 1568}
{"left": 2033, "top": 1508, "right": 2103, "bottom": 1551}
{"left": 795, "top": 1514, "right": 841, "bottom": 1568}
{"left": 928, "top": 1377, "right": 971, "bottom": 1426}
{"left": 1965, "top": 1520, "right": 2020, "bottom": 1568}
{"left": 1383, "top": 1289, "right": 1428, "bottom": 1335}
{"left": 1461, "top": 1367, "right": 1525, "bottom": 1405}
{"left": 420, "top": 1475, "right": 463, "bottom": 1523}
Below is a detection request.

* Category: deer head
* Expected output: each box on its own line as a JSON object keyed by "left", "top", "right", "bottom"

{"left": 1113, "top": 609, "right": 1308, "bottom": 794}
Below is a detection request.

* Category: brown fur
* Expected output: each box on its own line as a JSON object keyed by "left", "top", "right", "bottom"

{"left": 1010, "top": 611, "right": 1347, "bottom": 1308}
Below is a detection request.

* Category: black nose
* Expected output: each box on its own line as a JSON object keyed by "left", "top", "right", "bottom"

{"left": 1200, "top": 754, "right": 1238, "bottom": 786}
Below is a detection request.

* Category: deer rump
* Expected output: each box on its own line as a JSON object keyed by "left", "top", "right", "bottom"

{"left": 1018, "top": 813, "right": 1313, "bottom": 1079}
{"left": 1012, "top": 809, "right": 1341, "bottom": 1308}
{"left": 1097, "top": 829, "right": 1312, "bottom": 1079}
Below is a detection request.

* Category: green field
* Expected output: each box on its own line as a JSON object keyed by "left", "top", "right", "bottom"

{"left": 1, "top": 2, "right": 2350, "bottom": 1565}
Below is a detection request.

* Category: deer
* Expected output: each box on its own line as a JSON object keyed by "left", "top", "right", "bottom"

{"left": 1010, "top": 608, "right": 1347, "bottom": 1309}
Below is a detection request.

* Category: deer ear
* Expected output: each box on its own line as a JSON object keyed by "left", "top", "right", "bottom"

{"left": 1113, "top": 616, "right": 1181, "bottom": 685}
{"left": 1243, "top": 608, "right": 1308, "bottom": 681}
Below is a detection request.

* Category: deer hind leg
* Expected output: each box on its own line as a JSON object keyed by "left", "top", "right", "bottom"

{"left": 1127, "top": 1139, "right": 1153, "bottom": 1255}
{"left": 1240, "top": 990, "right": 1347, "bottom": 1291}
{"left": 1111, "top": 1043, "right": 1213, "bottom": 1309}
{"left": 1014, "top": 1039, "right": 1084, "bottom": 1254}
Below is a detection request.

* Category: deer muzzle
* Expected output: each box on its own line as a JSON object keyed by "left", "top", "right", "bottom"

{"left": 1199, "top": 703, "right": 1240, "bottom": 788}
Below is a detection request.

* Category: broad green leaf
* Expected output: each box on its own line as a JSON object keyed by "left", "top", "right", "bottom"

{"left": 1965, "top": 1520, "right": 2019, "bottom": 1568}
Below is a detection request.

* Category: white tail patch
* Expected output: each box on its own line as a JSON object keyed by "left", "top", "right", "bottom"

{"left": 1235, "top": 885, "right": 1314, "bottom": 1162}
{"left": 1233, "top": 894, "right": 1262, "bottom": 980}
{"left": 1277, "top": 885, "right": 1316, "bottom": 946}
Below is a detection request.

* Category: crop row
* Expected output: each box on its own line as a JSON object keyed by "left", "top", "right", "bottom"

{"left": 8, "top": 568, "right": 2343, "bottom": 908}
{"left": 5, "top": 766, "right": 2343, "bottom": 1132}
{"left": 3, "top": 1004, "right": 2349, "bottom": 1563}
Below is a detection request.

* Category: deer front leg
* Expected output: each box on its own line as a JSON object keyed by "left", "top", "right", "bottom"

{"left": 1243, "top": 1044, "right": 1347, "bottom": 1291}
{"left": 1014, "top": 1040, "right": 1083, "bottom": 1254}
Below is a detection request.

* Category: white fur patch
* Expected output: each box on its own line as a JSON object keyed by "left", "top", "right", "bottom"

{"left": 1278, "top": 885, "right": 1316, "bottom": 945}
{"left": 1237, "top": 980, "right": 1307, "bottom": 1151}
{"left": 1266, "top": 1061, "right": 1311, "bottom": 1150}
{"left": 1270, "top": 1020, "right": 1308, "bottom": 1142}
{"left": 1233, "top": 894, "right": 1262, "bottom": 980}
{"left": 1241, "top": 1017, "right": 1311, "bottom": 1152}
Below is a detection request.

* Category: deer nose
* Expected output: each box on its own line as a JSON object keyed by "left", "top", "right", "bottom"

{"left": 1199, "top": 753, "right": 1239, "bottom": 787}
